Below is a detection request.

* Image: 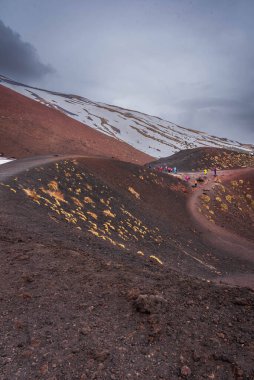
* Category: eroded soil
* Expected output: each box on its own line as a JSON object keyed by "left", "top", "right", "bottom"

{"left": 0, "top": 156, "right": 254, "bottom": 380}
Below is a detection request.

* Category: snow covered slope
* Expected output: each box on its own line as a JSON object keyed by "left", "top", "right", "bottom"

{"left": 0, "top": 157, "right": 14, "bottom": 165}
{"left": 0, "top": 75, "right": 252, "bottom": 157}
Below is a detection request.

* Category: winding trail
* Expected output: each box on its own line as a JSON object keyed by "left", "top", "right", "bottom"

{"left": 0, "top": 155, "right": 69, "bottom": 181}
{"left": 187, "top": 168, "right": 254, "bottom": 289}
{"left": 0, "top": 154, "right": 99, "bottom": 182}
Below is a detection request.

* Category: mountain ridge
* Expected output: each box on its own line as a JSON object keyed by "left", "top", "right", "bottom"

{"left": 1, "top": 75, "right": 253, "bottom": 157}
{"left": 0, "top": 84, "right": 152, "bottom": 164}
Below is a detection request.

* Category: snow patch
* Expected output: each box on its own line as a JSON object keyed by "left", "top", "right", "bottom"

{"left": 0, "top": 157, "right": 14, "bottom": 165}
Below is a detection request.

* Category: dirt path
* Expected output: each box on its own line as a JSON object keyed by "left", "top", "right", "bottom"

{"left": 0, "top": 154, "right": 100, "bottom": 182}
{"left": 187, "top": 168, "right": 254, "bottom": 288}
{"left": 0, "top": 155, "right": 66, "bottom": 181}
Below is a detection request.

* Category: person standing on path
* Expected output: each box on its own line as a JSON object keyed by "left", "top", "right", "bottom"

{"left": 192, "top": 180, "right": 198, "bottom": 188}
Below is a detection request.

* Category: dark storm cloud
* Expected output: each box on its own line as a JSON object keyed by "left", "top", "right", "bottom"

{"left": 0, "top": 20, "right": 54, "bottom": 81}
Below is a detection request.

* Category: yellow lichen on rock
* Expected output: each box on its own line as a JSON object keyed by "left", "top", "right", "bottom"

{"left": 41, "top": 188, "right": 67, "bottom": 205}
{"left": 87, "top": 211, "right": 97, "bottom": 220}
{"left": 221, "top": 203, "right": 228, "bottom": 211}
{"left": 23, "top": 188, "right": 40, "bottom": 204}
{"left": 48, "top": 181, "right": 58, "bottom": 191}
{"left": 71, "top": 197, "right": 83, "bottom": 207}
{"left": 225, "top": 195, "right": 233, "bottom": 203}
{"left": 149, "top": 255, "right": 163, "bottom": 265}
{"left": 84, "top": 196, "right": 94, "bottom": 205}
{"left": 128, "top": 187, "right": 140, "bottom": 199}
{"left": 201, "top": 194, "right": 210, "bottom": 203}
{"left": 103, "top": 209, "right": 116, "bottom": 218}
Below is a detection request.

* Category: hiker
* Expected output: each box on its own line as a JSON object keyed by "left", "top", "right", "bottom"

{"left": 213, "top": 167, "right": 217, "bottom": 176}
{"left": 204, "top": 168, "right": 208, "bottom": 176}
{"left": 173, "top": 167, "right": 177, "bottom": 174}
{"left": 185, "top": 175, "right": 190, "bottom": 182}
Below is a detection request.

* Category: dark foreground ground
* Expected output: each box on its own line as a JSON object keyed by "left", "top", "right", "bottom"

{"left": 0, "top": 156, "right": 254, "bottom": 380}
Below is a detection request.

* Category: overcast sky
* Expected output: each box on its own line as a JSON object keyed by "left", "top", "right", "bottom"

{"left": 0, "top": 0, "right": 254, "bottom": 143}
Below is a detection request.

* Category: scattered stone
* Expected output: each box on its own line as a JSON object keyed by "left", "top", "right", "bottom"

{"left": 127, "top": 288, "right": 140, "bottom": 300}
{"left": 19, "top": 292, "right": 32, "bottom": 300}
{"left": 40, "top": 363, "right": 48, "bottom": 375}
{"left": 233, "top": 298, "right": 251, "bottom": 306}
{"left": 92, "top": 350, "right": 110, "bottom": 362}
{"left": 133, "top": 294, "right": 167, "bottom": 314}
{"left": 213, "top": 353, "right": 231, "bottom": 363}
{"left": 216, "top": 332, "right": 226, "bottom": 339}
{"left": 180, "top": 365, "right": 191, "bottom": 377}
{"left": 234, "top": 366, "right": 244, "bottom": 380}
{"left": 21, "top": 273, "right": 34, "bottom": 283}
{"left": 192, "top": 350, "right": 201, "bottom": 362}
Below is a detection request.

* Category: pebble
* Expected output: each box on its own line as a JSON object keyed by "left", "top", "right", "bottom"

{"left": 181, "top": 365, "right": 191, "bottom": 377}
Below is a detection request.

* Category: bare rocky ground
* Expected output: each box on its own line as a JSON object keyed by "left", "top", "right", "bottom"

{"left": 0, "top": 156, "right": 254, "bottom": 380}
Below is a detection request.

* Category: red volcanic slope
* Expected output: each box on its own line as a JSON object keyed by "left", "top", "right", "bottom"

{"left": 0, "top": 85, "right": 153, "bottom": 165}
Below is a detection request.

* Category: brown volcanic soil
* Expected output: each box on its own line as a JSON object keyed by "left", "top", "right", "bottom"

{"left": 0, "top": 157, "right": 254, "bottom": 379}
{"left": 0, "top": 85, "right": 153, "bottom": 165}
{"left": 149, "top": 147, "right": 254, "bottom": 172}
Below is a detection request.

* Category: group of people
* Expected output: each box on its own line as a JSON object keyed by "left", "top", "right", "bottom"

{"left": 152, "top": 164, "right": 218, "bottom": 190}
{"left": 155, "top": 165, "right": 178, "bottom": 174}
{"left": 154, "top": 165, "right": 217, "bottom": 177}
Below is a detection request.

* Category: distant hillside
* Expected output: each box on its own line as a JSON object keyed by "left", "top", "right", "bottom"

{"left": 0, "top": 85, "right": 152, "bottom": 165}
{"left": 149, "top": 147, "right": 254, "bottom": 171}
{"left": 1, "top": 75, "right": 253, "bottom": 157}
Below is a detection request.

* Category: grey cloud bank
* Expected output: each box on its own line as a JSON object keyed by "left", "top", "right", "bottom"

{"left": 0, "top": 20, "right": 54, "bottom": 81}
{"left": 0, "top": 0, "right": 253, "bottom": 143}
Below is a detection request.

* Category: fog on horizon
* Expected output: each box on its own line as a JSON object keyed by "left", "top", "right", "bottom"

{"left": 0, "top": 0, "right": 254, "bottom": 144}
